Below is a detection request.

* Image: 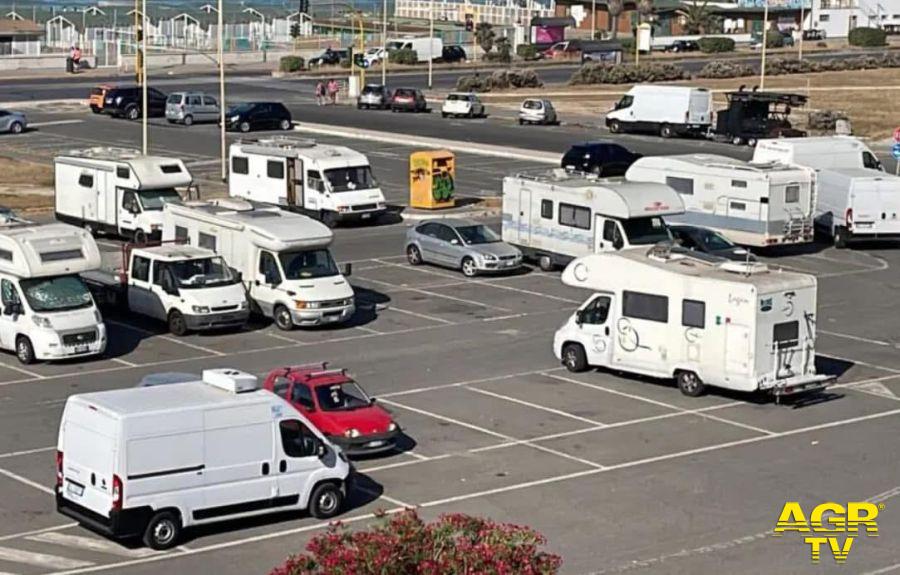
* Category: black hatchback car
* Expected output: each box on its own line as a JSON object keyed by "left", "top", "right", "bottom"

{"left": 670, "top": 225, "right": 756, "bottom": 262}
{"left": 441, "top": 45, "right": 467, "bottom": 63}
{"left": 225, "top": 102, "right": 293, "bottom": 132}
{"left": 664, "top": 40, "right": 700, "bottom": 53}
{"left": 390, "top": 88, "right": 428, "bottom": 113}
{"left": 103, "top": 86, "right": 167, "bottom": 120}
{"left": 561, "top": 141, "right": 641, "bottom": 176}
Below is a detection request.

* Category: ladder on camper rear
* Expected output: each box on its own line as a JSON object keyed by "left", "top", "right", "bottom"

{"left": 783, "top": 208, "right": 810, "bottom": 241}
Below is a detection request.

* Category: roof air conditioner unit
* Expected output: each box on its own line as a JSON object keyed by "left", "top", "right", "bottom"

{"left": 203, "top": 368, "right": 258, "bottom": 393}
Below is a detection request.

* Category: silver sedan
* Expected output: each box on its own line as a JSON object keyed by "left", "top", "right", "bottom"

{"left": 0, "top": 109, "right": 27, "bottom": 134}
{"left": 405, "top": 218, "right": 523, "bottom": 277}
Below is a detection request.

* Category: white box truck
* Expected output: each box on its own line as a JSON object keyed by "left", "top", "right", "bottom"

{"left": 386, "top": 36, "right": 443, "bottom": 62}
{"left": 162, "top": 199, "right": 355, "bottom": 330}
{"left": 228, "top": 137, "right": 387, "bottom": 227}
{"left": 0, "top": 221, "right": 106, "bottom": 364}
{"left": 82, "top": 244, "right": 249, "bottom": 335}
{"left": 753, "top": 137, "right": 900, "bottom": 247}
{"left": 56, "top": 368, "right": 352, "bottom": 550}
{"left": 54, "top": 147, "right": 193, "bottom": 244}
{"left": 605, "top": 85, "right": 713, "bottom": 138}
{"left": 554, "top": 247, "right": 834, "bottom": 399}
{"left": 626, "top": 154, "right": 816, "bottom": 247}
{"left": 501, "top": 169, "right": 685, "bottom": 271}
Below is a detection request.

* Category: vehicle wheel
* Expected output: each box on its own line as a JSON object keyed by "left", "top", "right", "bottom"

{"left": 133, "top": 229, "right": 148, "bottom": 245}
{"left": 834, "top": 226, "right": 849, "bottom": 249}
{"left": 239, "top": 121, "right": 251, "bottom": 133}
{"left": 168, "top": 310, "right": 188, "bottom": 336}
{"left": 441, "top": 112, "right": 448, "bottom": 118}
{"left": 518, "top": 118, "right": 524, "bottom": 125}
{"left": 15, "top": 336, "right": 35, "bottom": 365}
{"left": 660, "top": 124, "right": 674, "bottom": 138}
{"left": 461, "top": 257, "right": 478, "bottom": 277}
{"left": 309, "top": 482, "right": 343, "bottom": 519}
{"left": 731, "top": 136, "right": 744, "bottom": 146}
{"left": 274, "top": 305, "right": 294, "bottom": 331}
{"left": 562, "top": 343, "right": 588, "bottom": 373}
{"left": 357, "top": 103, "right": 363, "bottom": 110}
{"left": 608, "top": 120, "right": 622, "bottom": 134}
{"left": 676, "top": 370, "right": 706, "bottom": 397}
{"left": 406, "top": 244, "right": 423, "bottom": 266}
{"left": 321, "top": 211, "right": 338, "bottom": 228}
{"left": 746, "top": 137, "right": 757, "bottom": 147}
{"left": 125, "top": 106, "right": 140, "bottom": 121}
{"left": 143, "top": 511, "right": 181, "bottom": 550}
{"left": 9, "top": 121, "right": 23, "bottom": 134}
{"left": 279, "top": 119, "right": 292, "bottom": 131}
{"left": 182, "top": 115, "right": 193, "bottom": 127}
{"left": 468, "top": 109, "right": 474, "bottom": 119}
{"left": 538, "top": 254, "right": 554, "bottom": 272}
{"left": 91, "top": 106, "right": 102, "bottom": 114}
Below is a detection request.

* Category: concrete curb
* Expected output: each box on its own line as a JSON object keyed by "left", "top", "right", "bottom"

{"left": 399, "top": 205, "right": 501, "bottom": 222}
{"left": 0, "top": 98, "right": 85, "bottom": 109}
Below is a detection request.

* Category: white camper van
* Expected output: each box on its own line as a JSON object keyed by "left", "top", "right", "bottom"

{"left": 501, "top": 169, "right": 685, "bottom": 270}
{"left": 605, "top": 86, "right": 713, "bottom": 138}
{"left": 0, "top": 222, "right": 105, "bottom": 364}
{"left": 228, "top": 137, "right": 386, "bottom": 227}
{"left": 55, "top": 148, "right": 192, "bottom": 244}
{"left": 386, "top": 36, "right": 443, "bottom": 62}
{"left": 162, "top": 199, "right": 355, "bottom": 330}
{"left": 626, "top": 154, "right": 816, "bottom": 247}
{"left": 753, "top": 137, "right": 899, "bottom": 246}
{"left": 56, "top": 369, "right": 352, "bottom": 550}
{"left": 554, "top": 247, "right": 833, "bottom": 398}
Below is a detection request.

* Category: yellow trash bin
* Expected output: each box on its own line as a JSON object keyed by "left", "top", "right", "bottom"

{"left": 409, "top": 150, "right": 456, "bottom": 210}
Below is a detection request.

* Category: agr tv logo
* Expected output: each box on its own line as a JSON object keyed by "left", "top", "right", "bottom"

{"left": 774, "top": 502, "right": 884, "bottom": 564}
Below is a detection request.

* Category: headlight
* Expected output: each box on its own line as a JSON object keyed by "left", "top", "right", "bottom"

{"left": 376, "top": 202, "right": 386, "bottom": 209}
{"left": 230, "top": 115, "right": 240, "bottom": 121}
{"left": 32, "top": 315, "right": 52, "bottom": 328}
{"left": 482, "top": 253, "right": 498, "bottom": 261}
{"left": 336, "top": 206, "right": 350, "bottom": 213}
{"left": 388, "top": 422, "right": 398, "bottom": 432}
{"left": 93, "top": 309, "right": 102, "bottom": 323}
{"left": 295, "top": 300, "right": 321, "bottom": 310}
{"left": 150, "top": 224, "right": 161, "bottom": 230}
{"left": 343, "top": 298, "right": 355, "bottom": 306}
{"left": 192, "top": 305, "right": 210, "bottom": 313}
{"left": 343, "top": 428, "right": 361, "bottom": 438}
{"left": 240, "top": 300, "right": 249, "bottom": 310}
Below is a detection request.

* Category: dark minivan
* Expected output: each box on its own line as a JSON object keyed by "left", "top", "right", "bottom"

{"left": 561, "top": 141, "right": 641, "bottom": 176}
{"left": 225, "top": 102, "right": 293, "bottom": 132}
{"left": 102, "top": 86, "right": 167, "bottom": 120}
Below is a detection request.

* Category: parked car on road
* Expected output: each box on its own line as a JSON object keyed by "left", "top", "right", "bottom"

{"left": 406, "top": 219, "right": 522, "bottom": 277}
{"left": 224, "top": 102, "right": 293, "bottom": 132}
{"left": 391, "top": 88, "right": 428, "bottom": 113}
{"left": 441, "top": 45, "right": 467, "bottom": 63}
{"left": 357, "top": 84, "right": 391, "bottom": 109}
{"left": 663, "top": 40, "right": 700, "bottom": 52}
{"left": 561, "top": 141, "right": 641, "bottom": 176}
{"left": 542, "top": 41, "right": 580, "bottom": 59}
{"left": 519, "top": 99, "right": 557, "bottom": 125}
{"left": 441, "top": 92, "right": 484, "bottom": 118}
{"left": 165, "top": 91, "right": 220, "bottom": 125}
{"left": 802, "top": 28, "right": 826, "bottom": 40}
{"left": 308, "top": 48, "right": 348, "bottom": 67}
{"left": 670, "top": 225, "right": 757, "bottom": 261}
{"left": 355, "top": 47, "right": 387, "bottom": 68}
{"left": 102, "top": 86, "right": 167, "bottom": 120}
{"left": 264, "top": 363, "right": 401, "bottom": 457}
{"left": 89, "top": 84, "right": 115, "bottom": 114}
{"left": 0, "top": 109, "right": 26, "bottom": 134}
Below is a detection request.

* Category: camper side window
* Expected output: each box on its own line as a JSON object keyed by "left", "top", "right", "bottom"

{"left": 666, "top": 177, "right": 694, "bottom": 195}
{"left": 541, "top": 200, "right": 553, "bottom": 219}
{"left": 122, "top": 191, "right": 139, "bottom": 213}
{"left": 175, "top": 226, "right": 189, "bottom": 243}
{"left": 198, "top": 232, "right": 216, "bottom": 251}
{"left": 232, "top": 156, "right": 249, "bottom": 175}
{"left": 259, "top": 251, "right": 282, "bottom": 284}
{"left": 862, "top": 151, "right": 882, "bottom": 171}
{"left": 581, "top": 296, "right": 611, "bottom": 325}
{"left": 559, "top": 203, "right": 591, "bottom": 230}
{"left": 784, "top": 185, "right": 800, "bottom": 204}
{"left": 308, "top": 171, "right": 326, "bottom": 193}
{"left": 682, "top": 299, "right": 705, "bottom": 329}
{"left": 774, "top": 321, "right": 799, "bottom": 350}
{"left": 116, "top": 167, "right": 129, "bottom": 179}
{"left": 1, "top": 279, "right": 21, "bottom": 313}
{"left": 622, "top": 291, "right": 668, "bottom": 323}
{"left": 78, "top": 174, "right": 93, "bottom": 188}
{"left": 602, "top": 220, "right": 621, "bottom": 243}
{"left": 267, "top": 160, "right": 285, "bottom": 180}
{"left": 279, "top": 420, "right": 319, "bottom": 458}
{"left": 131, "top": 256, "right": 150, "bottom": 282}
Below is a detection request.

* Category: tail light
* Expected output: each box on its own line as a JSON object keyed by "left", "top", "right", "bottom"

{"left": 111, "top": 474, "right": 123, "bottom": 510}
{"left": 845, "top": 208, "right": 853, "bottom": 230}
{"left": 56, "top": 451, "right": 63, "bottom": 489}
{"left": 685, "top": 111, "right": 689, "bottom": 122}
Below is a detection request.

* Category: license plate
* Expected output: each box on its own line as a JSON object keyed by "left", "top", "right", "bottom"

{"left": 361, "top": 213, "right": 371, "bottom": 219}
{"left": 74, "top": 345, "right": 89, "bottom": 354}
{"left": 367, "top": 440, "right": 386, "bottom": 448}
{"left": 66, "top": 481, "right": 84, "bottom": 497}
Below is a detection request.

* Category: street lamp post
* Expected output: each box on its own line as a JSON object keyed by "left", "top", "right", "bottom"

{"left": 141, "top": 0, "right": 148, "bottom": 155}
{"left": 218, "top": 0, "right": 226, "bottom": 181}
{"left": 760, "top": 0, "right": 769, "bottom": 90}
{"left": 591, "top": 0, "right": 596, "bottom": 39}
{"left": 798, "top": 2, "right": 804, "bottom": 60}
{"left": 428, "top": 0, "right": 434, "bottom": 89}
{"left": 381, "top": 0, "right": 387, "bottom": 85}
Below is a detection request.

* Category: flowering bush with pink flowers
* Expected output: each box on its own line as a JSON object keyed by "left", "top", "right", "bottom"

{"left": 269, "top": 509, "right": 562, "bottom": 575}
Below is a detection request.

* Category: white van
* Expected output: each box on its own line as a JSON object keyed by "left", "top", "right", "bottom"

{"left": 56, "top": 369, "right": 352, "bottom": 550}
{"left": 605, "top": 86, "right": 713, "bottom": 138}
{"left": 163, "top": 199, "right": 355, "bottom": 330}
{"left": 0, "top": 222, "right": 106, "bottom": 364}
{"left": 501, "top": 169, "right": 684, "bottom": 270}
{"left": 753, "top": 136, "right": 885, "bottom": 172}
{"left": 54, "top": 148, "right": 192, "bottom": 244}
{"left": 626, "top": 154, "right": 816, "bottom": 247}
{"left": 229, "top": 137, "right": 386, "bottom": 227}
{"left": 386, "top": 36, "right": 443, "bottom": 62}
{"left": 554, "top": 247, "right": 833, "bottom": 399}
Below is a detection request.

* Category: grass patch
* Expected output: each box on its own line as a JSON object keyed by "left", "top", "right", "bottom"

{"left": 0, "top": 156, "right": 54, "bottom": 187}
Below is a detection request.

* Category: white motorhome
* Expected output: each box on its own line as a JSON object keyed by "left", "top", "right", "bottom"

{"left": 626, "top": 154, "right": 816, "bottom": 247}
{"left": 162, "top": 199, "right": 355, "bottom": 330}
{"left": 229, "top": 137, "right": 386, "bottom": 227}
{"left": 82, "top": 244, "right": 249, "bottom": 335}
{"left": 386, "top": 36, "right": 443, "bottom": 62}
{"left": 56, "top": 368, "right": 352, "bottom": 550}
{"left": 605, "top": 85, "right": 713, "bottom": 138}
{"left": 54, "top": 148, "right": 192, "bottom": 243}
{"left": 501, "top": 169, "right": 685, "bottom": 270}
{"left": 754, "top": 137, "right": 900, "bottom": 246}
{"left": 0, "top": 222, "right": 106, "bottom": 364}
{"left": 554, "top": 247, "right": 833, "bottom": 399}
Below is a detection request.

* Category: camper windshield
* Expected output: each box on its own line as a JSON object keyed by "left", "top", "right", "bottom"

{"left": 170, "top": 257, "right": 237, "bottom": 289}
{"left": 623, "top": 217, "right": 671, "bottom": 245}
{"left": 279, "top": 249, "right": 339, "bottom": 280}
{"left": 19, "top": 275, "right": 93, "bottom": 312}
{"left": 137, "top": 188, "right": 181, "bottom": 211}
{"left": 324, "top": 166, "right": 376, "bottom": 192}
{"left": 697, "top": 229, "right": 734, "bottom": 251}
{"left": 456, "top": 224, "right": 500, "bottom": 245}
{"left": 315, "top": 381, "right": 372, "bottom": 411}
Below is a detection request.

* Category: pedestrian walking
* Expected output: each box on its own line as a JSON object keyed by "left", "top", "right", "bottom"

{"left": 315, "top": 81, "right": 325, "bottom": 106}
{"left": 327, "top": 78, "right": 338, "bottom": 105}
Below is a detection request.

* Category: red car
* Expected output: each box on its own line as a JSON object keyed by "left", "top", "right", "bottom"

{"left": 264, "top": 363, "right": 401, "bottom": 457}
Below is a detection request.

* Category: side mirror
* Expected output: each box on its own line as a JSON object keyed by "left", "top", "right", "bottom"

{"left": 255, "top": 273, "right": 267, "bottom": 287}
{"left": 613, "top": 236, "right": 625, "bottom": 250}
{"left": 370, "top": 396, "right": 377, "bottom": 404}
{"left": 341, "top": 263, "right": 352, "bottom": 277}
{"left": 234, "top": 271, "right": 243, "bottom": 282}
{"left": 450, "top": 238, "right": 459, "bottom": 245}
{"left": 316, "top": 440, "right": 326, "bottom": 458}
{"left": 575, "top": 310, "right": 585, "bottom": 326}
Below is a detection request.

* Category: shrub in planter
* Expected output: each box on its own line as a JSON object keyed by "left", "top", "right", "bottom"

{"left": 816, "top": 41, "right": 828, "bottom": 48}
{"left": 848, "top": 26, "right": 886, "bottom": 47}
{"left": 456, "top": 69, "right": 542, "bottom": 92}
{"left": 517, "top": 44, "right": 539, "bottom": 60}
{"left": 279, "top": 55, "right": 305, "bottom": 73}
{"left": 766, "top": 32, "right": 785, "bottom": 49}
{"left": 339, "top": 58, "right": 351, "bottom": 69}
{"left": 569, "top": 62, "right": 687, "bottom": 85}
{"left": 389, "top": 48, "right": 418, "bottom": 65}
{"left": 269, "top": 509, "right": 563, "bottom": 575}
{"left": 808, "top": 109, "right": 849, "bottom": 131}
{"left": 619, "top": 37, "right": 635, "bottom": 51}
{"left": 698, "top": 37, "right": 735, "bottom": 53}
{"left": 455, "top": 74, "right": 487, "bottom": 92}
{"left": 697, "top": 60, "right": 753, "bottom": 78}
{"left": 765, "top": 58, "right": 820, "bottom": 75}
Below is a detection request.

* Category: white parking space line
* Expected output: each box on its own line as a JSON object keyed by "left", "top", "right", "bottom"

{"left": 109, "top": 358, "right": 138, "bottom": 368}
{"left": 0, "top": 446, "right": 55, "bottom": 460}
{"left": 353, "top": 325, "right": 384, "bottom": 335}
{"left": 819, "top": 329, "right": 894, "bottom": 347}
{"left": 0, "top": 547, "right": 94, "bottom": 569}
{"left": 0, "top": 466, "right": 53, "bottom": 495}
{"left": 383, "top": 306, "right": 454, "bottom": 325}
{"left": 380, "top": 367, "right": 564, "bottom": 398}
{"left": 28, "top": 120, "right": 85, "bottom": 128}
{"left": 353, "top": 485, "right": 411, "bottom": 509}
{"left": 105, "top": 319, "right": 226, "bottom": 357}
{"left": 465, "top": 386, "right": 607, "bottom": 427}
{"left": 27, "top": 533, "right": 159, "bottom": 558}
{"left": 263, "top": 331, "right": 302, "bottom": 344}
{"left": 0, "top": 524, "right": 77, "bottom": 543}
{"left": 0, "top": 362, "right": 46, "bottom": 380}
{"left": 356, "top": 275, "right": 512, "bottom": 312}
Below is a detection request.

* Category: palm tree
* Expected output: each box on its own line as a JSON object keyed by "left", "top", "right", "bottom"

{"left": 638, "top": 0, "right": 654, "bottom": 23}
{"left": 676, "top": 0, "right": 719, "bottom": 34}
{"left": 475, "top": 22, "right": 495, "bottom": 54}
{"left": 607, "top": 0, "right": 624, "bottom": 39}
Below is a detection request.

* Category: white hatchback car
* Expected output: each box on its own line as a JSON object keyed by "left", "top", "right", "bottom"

{"left": 519, "top": 98, "right": 557, "bottom": 125}
{"left": 441, "top": 93, "right": 485, "bottom": 119}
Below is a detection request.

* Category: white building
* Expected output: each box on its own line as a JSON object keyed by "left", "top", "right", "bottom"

{"left": 810, "top": 0, "right": 898, "bottom": 37}
{"left": 395, "top": 0, "right": 555, "bottom": 27}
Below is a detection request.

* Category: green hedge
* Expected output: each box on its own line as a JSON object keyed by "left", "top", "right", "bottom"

{"left": 516, "top": 44, "right": 539, "bottom": 60}
{"left": 698, "top": 37, "right": 735, "bottom": 53}
{"left": 570, "top": 62, "right": 687, "bottom": 85}
{"left": 766, "top": 32, "right": 785, "bottom": 48}
{"left": 278, "top": 55, "right": 304, "bottom": 72}
{"left": 456, "top": 69, "right": 542, "bottom": 92}
{"left": 848, "top": 27, "right": 887, "bottom": 47}
{"left": 389, "top": 48, "right": 418, "bottom": 65}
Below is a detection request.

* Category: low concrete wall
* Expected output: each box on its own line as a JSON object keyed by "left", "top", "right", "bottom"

{"left": 0, "top": 49, "right": 305, "bottom": 72}
{"left": 650, "top": 34, "right": 753, "bottom": 48}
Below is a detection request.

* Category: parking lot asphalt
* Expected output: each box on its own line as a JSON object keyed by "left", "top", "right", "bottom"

{"left": 1, "top": 105, "right": 900, "bottom": 575}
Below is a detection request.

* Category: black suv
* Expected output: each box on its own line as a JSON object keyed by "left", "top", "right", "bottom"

{"left": 441, "top": 45, "right": 467, "bottom": 63}
{"left": 561, "top": 141, "right": 641, "bottom": 176}
{"left": 103, "top": 86, "right": 167, "bottom": 120}
{"left": 308, "top": 48, "right": 349, "bottom": 67}
{"left": 225, "top": 102, "right": 293, "bottom": 132}
{"left": 664, "top": 40, "right": 700, "bottom": 53}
